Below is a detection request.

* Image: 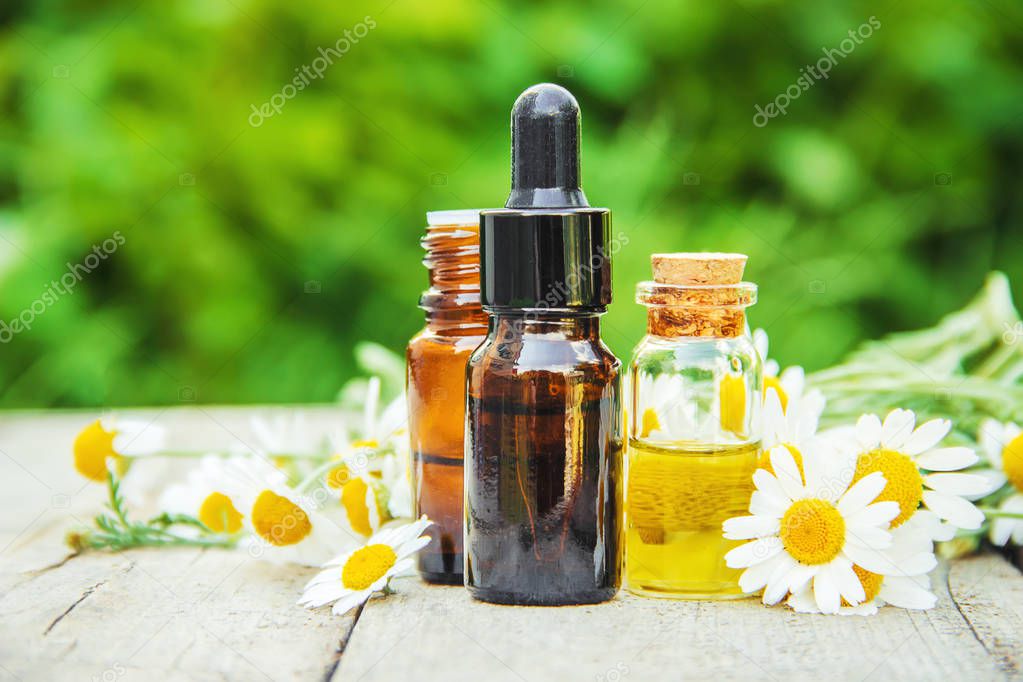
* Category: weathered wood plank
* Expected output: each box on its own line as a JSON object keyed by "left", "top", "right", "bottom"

{"left": 949, "top": 554, "right": 1023, "bottom": 679}
{"left": 0, "top": 408, "right": 358, "bottom": 682}
{"left": 4, "top": 409, "right": 1023, "bottom": 682}
{"left": 336, "top": 557, "right": 1022, "bottom": 682}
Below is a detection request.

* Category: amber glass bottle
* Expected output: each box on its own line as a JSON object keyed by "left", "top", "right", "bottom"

{"left": 465, "top": 84, "right": 623, "bottom": 605}
{"left": 406, "top": 209, "right": 487, "bottom": 584}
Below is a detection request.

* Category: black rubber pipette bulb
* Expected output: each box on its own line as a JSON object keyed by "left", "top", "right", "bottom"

{"left": 506, "top": 83, "right": 589, "bottom": 209}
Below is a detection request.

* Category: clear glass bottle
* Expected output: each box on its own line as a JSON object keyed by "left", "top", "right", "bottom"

{"left": 406, "top": 209, "right": 488, "bottom": 584}
{"left": 625, "top": 253, "right": 762, "bottom": 599}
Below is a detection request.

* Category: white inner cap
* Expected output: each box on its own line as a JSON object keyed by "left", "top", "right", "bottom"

{"left": 426, "top": 209, "right": 485, "bottom": 226}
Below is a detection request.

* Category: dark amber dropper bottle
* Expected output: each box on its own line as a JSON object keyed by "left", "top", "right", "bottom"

{"left": 464, "top": 84, "right": 623, "bottom": 605}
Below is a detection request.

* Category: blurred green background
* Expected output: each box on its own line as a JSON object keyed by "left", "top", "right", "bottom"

{"left": 0, "top": 0, "right": 1020, "bottom": 408}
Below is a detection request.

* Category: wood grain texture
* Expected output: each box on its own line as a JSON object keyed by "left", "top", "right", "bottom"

{"left": 949, "top": 555, "right": 1023, "bottom": 679}
{"left": 0, "top": 408, "right": 358, "bottom": 682}
{"left": 334, "top": 558, "right": 1019, "bottom": 682}
{"left": 2, "top": 409, "right": 1022, "bottom": 682}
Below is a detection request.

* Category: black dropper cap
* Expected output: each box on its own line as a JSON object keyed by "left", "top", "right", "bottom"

{"left": 480, "top": 84, "right": 612, "bottom": 310}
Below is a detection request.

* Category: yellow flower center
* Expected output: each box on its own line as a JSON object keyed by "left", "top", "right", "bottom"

{"left": 1002, "top": 433, "right": 1023, "bottom": 492}
{"left": 341, "top": 543, "right": 397, "bottom": 591}
{"left": 780, "top": 498, "right": 846, "bottom": 565}
{"left": 326, "top": 464, "right": 352, "bottom": 489}
{"left": 764, "top": 375, "right": 788, "bottom": 411}
{"left": 841, "top": 565, "right": 884, "bottom": 606}
{"left": 757, "top": 443, "right": 804, "bottom": 482}
{"left": 352, "top": 439, "right": 378, "bottom": 449}
{"left": 198, "top": 492, "right": 243, "bottom": 534}
{"left": 341, "top": 478, "right": 377, "bottom": 537}
{"left": 852, "top": 448, "right": 922, "bottom": 528}
{"left": 251, "top": 490, "right": 312, "bottom": 546}
{"left": 639, "top": 408, "right": 661, "bottom": 439}
{"left": 720, "top": 374, "right": 747, "bottom": 435}
{"left": 73, "top": 420, "right": 119, "bottom": 482}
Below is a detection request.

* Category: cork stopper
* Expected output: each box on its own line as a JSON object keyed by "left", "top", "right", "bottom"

{"left": 651, "top": 252, "right": 747, "bottom": 286}
{"left": 637, "top": 253, "right": 755, "bottom": 338}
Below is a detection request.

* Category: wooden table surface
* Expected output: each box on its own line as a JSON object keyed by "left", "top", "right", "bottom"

{"left": 2, "top": 408, "right": 1022, "bottom": 681}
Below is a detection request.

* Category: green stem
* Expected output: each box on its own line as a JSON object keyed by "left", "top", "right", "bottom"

{"left": 106, "top": 471, "right": 130, "bottom": 528}
{"left": 978, "top": 508, "right": 1023, "bottom": 520}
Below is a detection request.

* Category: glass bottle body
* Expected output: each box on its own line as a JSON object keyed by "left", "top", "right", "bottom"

{"left": 465, "top": 313, "right": 623, "bottom": 605}
{"left": 406, "top": 216, "right": 487, "bottom": 584}
{"left": 626, "top": 307, "right": 762, "bottom": 599}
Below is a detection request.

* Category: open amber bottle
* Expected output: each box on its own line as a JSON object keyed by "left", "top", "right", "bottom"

{"left": 626, "top": 253, "right": 762, "bottom": 599}
{"left": 406, "top": 209, "right": 488, "bottom": 584}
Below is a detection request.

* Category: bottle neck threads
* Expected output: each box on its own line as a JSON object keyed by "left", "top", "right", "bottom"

{"left": 419, "top": 220, "right": 487, "bottom": 335}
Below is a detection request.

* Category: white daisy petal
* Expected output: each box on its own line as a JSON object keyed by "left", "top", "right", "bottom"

{"left": 331, "top": 590, "right": 371, "bottom": 616}
{"left": 800, "top": 442, "right": 827, "bottom": 498}
{"left": 770, "top": 447, "right": 805, "bottom": 500}
{"left": 923, "top": 473, "right": 994, "bottom": 497}
{"left": 725, "top": 537, "right": 782, "bottom": 569}
{"left": 395, "top": 535, "right": 433, "bottom": 560}
{"left": 901, "top": 419, "right": 951, "bottom": 455}
{"left": 761, "top": 554, "right": 800, "bottom": 606}
{"left": 753, "top": 469, "right": 790, "bottom": 508}
{"left": 881, "top": 409, "right": 915, "bottom": 450}
{"left": 847, "top": 501, "right": 899, "bottom": 529}
{"left": 829, "top": 559, "right": 865, "bottom": 606}
{"left": 787, "top": 586, "right": 819, "bottom": 613}
{"left": 750, "top": 490, "right": 787, "bottom": 518}
{"left": 785, "top": 562, "right": 817, "bottom": 595}
{"left": 299, "top": 584, "right": 345, "bottom": 608}
{"left": 838, "top": 471, "right": 887, "bottom": 516}
{"left": 990, "top": 517, "right": 1016, "bottom": 546}
{"left": 762, "top": 572, "right": 792, "bottom": 606}
{"left": 878, "top": 576, "right": 936, "bottom": 610}
{"left": 723, "top": 515, "right": 781, "bottom": 540}
{"left": 842, "top": 543, "right": 898, "bottom": 575}
{"left": 738, "top": 553, "right": 786, "bottom": 593}
{"left": 390, "top": 558, "right": 416, "bottom": 578}
{"left": 977, "top": 419, "right": 1005, "bottom": 467}
{"left": 914, "top": 447, "right": 978, "bottom": 471}
{"left": 895, "top": 551, "right": 938, "bottom": 577}
{"left": 921, "top": 490, "right": 984, "bottom": 530}
{"left": 813, "top": 571, "right": 841, "bottom": 614}
{"left": 304, "top": 566, "right": 343, "bottom": 588}
{"left": 991, "top": 495, "right": 1023, "bottom": 545}
{"left": 844, "top": 525, "right": 892, "bottom": 550}
{"left": 856, "top": 414, "right": 882, "bottom": 450}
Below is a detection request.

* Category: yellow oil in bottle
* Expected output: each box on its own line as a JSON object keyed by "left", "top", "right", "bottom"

{"left": 625, "top": 438, "right": 760, "bottom": 599}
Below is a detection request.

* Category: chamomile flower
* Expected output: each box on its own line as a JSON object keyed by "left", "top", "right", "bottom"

{"left": 753, "top": 328, "right": 819, "bottom": 413}
{"left": 850, "top": 409, "right": 988, "bottom": 532}
{"left": 753, "top": 380, "right": 827, "bottom": 485}
{"left": 380, "top": 451, "right": 413, "bottom": 520}
{"left": 299, "top": 517, "right": 433, "bottom": 616}
{"left": 634, "top": 374, "right": 698, "bottom": 441}
{"left": 723, "top": 442, "right": 900, "bottom": 614}
{"left": 72, "top": 417, "right": 166, "bottom": 482}
{"left": 159, "top": 456, "right": 246, "bottom": 534}
{"left": 223, "top": 456, "right": 359, "bottom": 566}
{"left": 976, "top": 419, "right": 1023, "bottom": 545}
{"left": 337, "top": 471, "right": 387, "bottom": 539}
{"left": 787, "top": 514, "right": 938, "bottom": 616}
{"left": 761, "top": 382, "right": 822, "bottom": 456}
